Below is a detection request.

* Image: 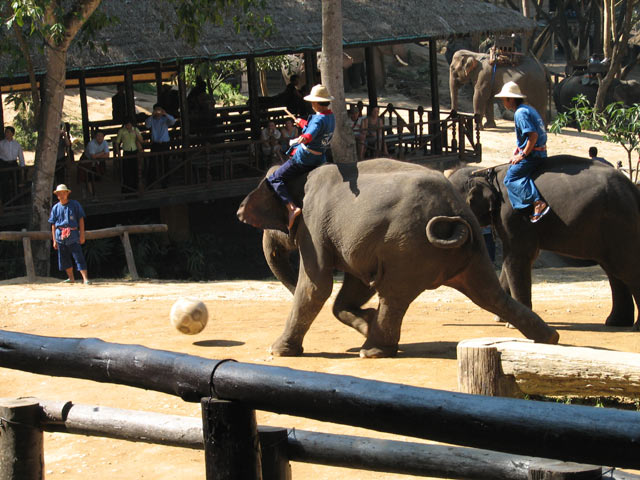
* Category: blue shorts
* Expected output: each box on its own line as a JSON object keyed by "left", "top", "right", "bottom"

{"left": 57, "top": 242, "right": 87, "bottom": 271}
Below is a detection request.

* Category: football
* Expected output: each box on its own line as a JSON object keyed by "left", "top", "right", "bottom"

{"left": 170, "top": 297, "right": 209, "bottom": 335}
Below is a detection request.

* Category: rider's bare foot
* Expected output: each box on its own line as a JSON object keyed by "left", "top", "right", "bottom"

{"left": 287, "top": 204, "right": 301, "bottom": 230}
{"left": 530, "top": 200, "right": 550, "bottom": 223}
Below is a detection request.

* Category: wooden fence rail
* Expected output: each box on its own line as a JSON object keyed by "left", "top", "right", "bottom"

{"left": 1, "top": 330, "right": 639, "bottom": 472}
{"left": 457, "top": 337, "right": 640, "bottom": 398}
{"left": 10, "top": 398, "right": 630, "bottom": 480}
{"left": 0, "top": 224, "right": 167, "bottom": 282}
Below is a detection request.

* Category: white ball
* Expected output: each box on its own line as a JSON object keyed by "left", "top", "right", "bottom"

{"left": 170, "top": 297, "right": 209, "bottom": 335}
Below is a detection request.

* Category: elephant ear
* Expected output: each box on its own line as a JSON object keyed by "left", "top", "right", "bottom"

{"left": 464, "top": 57, "right": 478, "bottom": 76}
{"left": 466, "top": 183, "right": 494, "bottom": 227}
{"left": 237, "top": 177, "right": 288, "bottom": 233}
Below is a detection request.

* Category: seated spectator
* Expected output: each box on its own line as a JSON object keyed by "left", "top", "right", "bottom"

{"left": 0, "top": 126, "right": 25, "bottom": 205}
{"left": 261, "top": 121, "right": 283, "bottom": 162}
{"left": 82, "top": 130, "right": 110, "bottom": 195}
{"left": 279, "top": 118, "right": 299, "bottom": 151}
{"left": 359, "top": 106, "right": 388, "bottom": 159}
{"left": 588, "top": 146, "right": 613, "bottom": 167}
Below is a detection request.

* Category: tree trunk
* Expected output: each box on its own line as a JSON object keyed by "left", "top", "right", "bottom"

{"left": 29, "top": 45, "right": 68, "bottom": 276}
{"left": 321, "top": 0, "right": 356, "bottom": 163}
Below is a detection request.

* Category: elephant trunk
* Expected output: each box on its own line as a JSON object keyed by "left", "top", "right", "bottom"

{"left": 426, "top": 216, "right": 471, "bottom": 249}
{"left": 262, "top": 231, "right": 297, "bottom": 295}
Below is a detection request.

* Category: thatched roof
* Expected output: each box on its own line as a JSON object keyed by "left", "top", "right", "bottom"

{"left": 1, "top": 0, "right": 534, "bottom": 81}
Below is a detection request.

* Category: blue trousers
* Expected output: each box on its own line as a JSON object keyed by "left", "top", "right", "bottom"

{"left": 57, "top": 242, "right": 87, "bottom": 271}
{"left": 503, "top": 156, "right": 543, "bottom": 210}
{"left": 267, "top": 159, "right": 316, "bottom": 206}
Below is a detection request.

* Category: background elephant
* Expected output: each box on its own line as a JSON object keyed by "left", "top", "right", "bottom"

{"left": 449, "top": 49, "right": 549, "bottom": 128}
{"left": 553, "top": 73, "right": 640, "bottom": 113}
{"left": 448, "top": 156, "right": 640, "bottom": 330}
{"left": 238, "top": 158, "right": 558, "bottom": 358}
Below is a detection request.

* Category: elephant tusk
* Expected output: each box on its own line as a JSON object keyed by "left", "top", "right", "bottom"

{"left": 394, "top": 54, "right": 409, "bottom": 67}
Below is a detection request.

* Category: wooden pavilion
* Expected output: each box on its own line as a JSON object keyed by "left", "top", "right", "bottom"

{"left": 0, "top": 0, "right": 535, "bottom": 227}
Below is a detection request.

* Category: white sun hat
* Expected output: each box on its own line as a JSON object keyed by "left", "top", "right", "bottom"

{"left": 494, "top": 81, "right": 526, "bottom": 99}
{"left": 304, "top": 84, "right": 334, "bottom": 102}
{"left": 53, "top": 184, "right": 71, "bottom": 193}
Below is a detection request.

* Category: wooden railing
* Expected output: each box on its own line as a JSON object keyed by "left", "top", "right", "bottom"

{"left": 0, "top": 224, "right": 167, "bottom": 282}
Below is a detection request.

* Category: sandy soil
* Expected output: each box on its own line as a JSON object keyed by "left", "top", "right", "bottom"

{"left": 1, "top": 266, "right": 639, "bottom": 480}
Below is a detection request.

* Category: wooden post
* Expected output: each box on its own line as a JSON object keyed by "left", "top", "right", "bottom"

{"left": 201, "top": 398, "right": 262, "bottom": 480}
{"left": 155, "top": 64, "right": 163, "bottom": 105}
{"left": 258, "top": 427, "right": 291, "bottom": 480}
{"left": 119, "top": 228, "right": 139, "bottom": 281}
{"left": 527, "top": 460, "right": 602, "bottom": 479}
{"left": 457, "top": 337, "right": 523, "bottom": 397}
{"left": 429, "top": 39, "right": 442, "bottom": 155}
{"left": 365, "top": 46, "right": 378, "bottom": 108}
{"left": 0, "top": 90, "right": 4, "bottom": 130}
{"left": 0, "top": 398, "right": 44, "bottom": 480}
{"left": 246, "top": 56, "right": 262, "bottom": 141}
{"left": 303, "top": 50, "right": 316, "bottom": 88}
{"left": 79, "top": 72, "right": 90, "bottom": 146}
{"left": 21, "top": 228, "right": 36, "bottom": 283}
{"left": 124, "top": 67, "right": 135, "bottom": 122}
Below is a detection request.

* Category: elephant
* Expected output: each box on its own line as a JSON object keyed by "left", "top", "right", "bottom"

{"left": 553, "top": 73, "right": 640, "bottom": 114}
{"left": 449, "top": 49, "right": 549, "bottom": 129}
{"left": 237, "top": 158, "right": 559, "bottom": 358}
{"left": 448, "top": 155, "right": 640, "bottom": 330}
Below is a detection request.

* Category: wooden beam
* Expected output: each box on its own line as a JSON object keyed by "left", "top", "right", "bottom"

{"left": 0, "top": 224, "right": 168, "bottom": 242}
{"left": 246, "top": 56, "right": 261, "bottom": 140}
{"left": 79, "top": 72, "right": 90, "bottom": 146}
{"left": 35, "top": 399, "right": 640, "bottom": 480}
{"left": 458, "top": 338, "right": 640, "bottom": 398}
{"left": 429, "top": 39, "right": 442, "bottom": 154}
{"left": 0, "top": 91, "right": 4, "bottom": 130}
{"left": 21, "top": 228, "right": 36, "bottom": 283}
{"left": 2, "top": 331, "right": 640, "bottom": 469}
{"left": 120, "top": 230, "right": 139, "bottom": 280}
{"left": 365, "top": 46, "right": 378, "bottom": 108}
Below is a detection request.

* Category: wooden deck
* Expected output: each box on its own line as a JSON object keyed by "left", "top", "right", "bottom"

{"left": 0, "top": 107, "right": 480, "bottom": 227}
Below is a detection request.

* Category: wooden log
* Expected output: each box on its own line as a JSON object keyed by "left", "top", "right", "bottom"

{"left": 201, "top": 398, "right": 262, "bottom": 480}
{"left": 527, "top": 460, "right": 602, "bottom": 479}
{"left": 120, "top": 230, "right": 139, "bottom": 280}
{"left": 21, "top": 229, "right": 36, "bottom": 283}
{"left": 458, "top": 338, "right": 640, "bottom": 398}
{"left": 258, "top": 427, "right": 291, "bottom": 480}
{"left": 0, "top": 398, "right": 43, "bottom": 480}
{"left": 2, "top": 331, "right": 640, "bottom": 469}
{"left": 0, "top": 224, "right": 168, "bottom": 242}
{"left": 33, "top": 399, "right": 640, "bottom": 480}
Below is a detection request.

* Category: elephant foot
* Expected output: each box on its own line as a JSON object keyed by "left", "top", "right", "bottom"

{"left": 269, "top": 339, "right": 304, "bottom": 357}
{"left": 483, "top": 120, "right": 497, "bottom": 129}
{"left": 494, "top": 315, "right": 507, "bottom": 323}
{"left": 633, "top": 321, "right": 639, "bottom": 332}
{"left": 359, "top": 340, "right": 398, "bottom": 358}
{"left": 605, "top": 315, "right": 634, "bottom": 327}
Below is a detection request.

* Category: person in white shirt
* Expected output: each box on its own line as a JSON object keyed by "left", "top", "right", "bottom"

{"left": 0, "top": 126, "right": 25, "bottom": 205}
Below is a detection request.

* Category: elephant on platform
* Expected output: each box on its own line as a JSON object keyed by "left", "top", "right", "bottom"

{"left": 448, "top": 156, "right": 640, "bottom": 330}
{"left": 449, "top": 49, "right": 549, "bottom": 128}
{"left": 553, "top": 74, "right": 640, "bottom": 113}
{"left": 237, "top": 158, "right": 558, "bottom": 358}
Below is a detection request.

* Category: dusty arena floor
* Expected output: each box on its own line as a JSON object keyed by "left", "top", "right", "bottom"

{"left": 1, "top": 266, "right": 639, "bottom": 479}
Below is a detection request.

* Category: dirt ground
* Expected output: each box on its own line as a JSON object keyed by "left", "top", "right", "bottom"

{"left": 2, "top": 56, "right": 639, "bottom": 479}
{"left": 1, "top": 264, "right": 639, "bottom": 479}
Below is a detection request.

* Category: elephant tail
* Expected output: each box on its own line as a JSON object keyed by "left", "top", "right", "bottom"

{"left": 426, "top": 216, "right": 472, "bottom": 249}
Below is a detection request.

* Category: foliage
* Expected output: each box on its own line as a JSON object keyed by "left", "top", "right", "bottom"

{"left": 5, "top": 92, "right": 38, "bottom": 149}
{"left": 0, "top": 241, "right": 25, "bottom": 280}
{"left": 550, "top": 94, "right": 640, "bottom": 182}
{"left": 83, "top": 238, "right": 116, "bottom": 271}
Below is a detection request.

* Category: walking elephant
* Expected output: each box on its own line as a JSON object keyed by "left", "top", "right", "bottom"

{"left": 554, "top": 73, "right": 640, "bottom": 113}
{"left": 237, "top": 158, "right": 558, "bottom": 358}
{"left": 449, "top": 49, "right": 549, "bottom": 128}
{"left": 448, "top": 156, "right": 640, "bottom": 330}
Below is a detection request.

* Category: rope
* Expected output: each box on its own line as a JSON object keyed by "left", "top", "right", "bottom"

{"left": 208, "top": 358, "right": 237, "bottom": 399}
{"left": 0, "top": 416, "right": 40, "bottom": 430}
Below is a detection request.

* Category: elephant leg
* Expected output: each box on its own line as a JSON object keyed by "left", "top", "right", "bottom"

{"left": 603, "top": 271, "right": 635, "bottom": 327}
{"left": 500, "top": 252, "right": 535, "bottom": 310}
{"left": 270, "top": 252, "right": 333, "bottom": 357}
{"left": 494, "top": 267, "right": 511, "bottom": 323}
{"left": 483, "top": 98, "right": 496, "bottom": 128}
{"left": 332, "top": 273, "right": 376, "bottom": 337}
{"left": 446, "top": 253, "right": 558, "bottom": 344}
{"left": 360, "top": 295, "right": 411, "bottom": 358}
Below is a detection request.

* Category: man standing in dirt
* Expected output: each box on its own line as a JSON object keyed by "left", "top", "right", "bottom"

{"left": 49, "top": 184, "right": 91, "bottom": 285}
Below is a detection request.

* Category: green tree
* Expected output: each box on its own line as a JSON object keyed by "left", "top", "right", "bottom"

{"left": 3, "top": 0, "right": 269, "bottom": 275}
{"left": 550, "top": 94, "right": 640, "bottom": 182}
